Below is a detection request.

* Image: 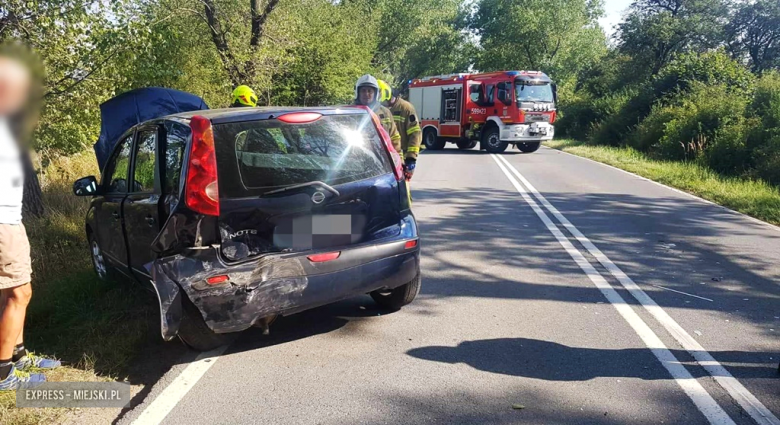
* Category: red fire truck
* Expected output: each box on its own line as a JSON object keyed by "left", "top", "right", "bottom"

{"left": 408, "top": 70, "right": 556, "bottom": 153}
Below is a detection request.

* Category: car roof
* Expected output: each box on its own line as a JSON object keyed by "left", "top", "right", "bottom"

{"left": 162, "top": 105, "right": 366, "bottom": 125}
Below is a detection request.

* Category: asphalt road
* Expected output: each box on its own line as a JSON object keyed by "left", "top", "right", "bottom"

{"left": 122, "top": 145, "right": 780, "bottom": 425}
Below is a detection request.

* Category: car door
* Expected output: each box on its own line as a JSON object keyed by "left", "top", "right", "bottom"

{"left": 95, "top": 132, "right": 134, "bottom": 270}
{"left": 123, "top": 126, "right": 163, "bottom": 278}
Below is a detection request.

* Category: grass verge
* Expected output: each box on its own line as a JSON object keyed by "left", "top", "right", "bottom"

{"left": 0, "top": 152, "right": 158, "bottom": 425}
{"left": 544, "top": 139, "right": 780, "bottom": 226}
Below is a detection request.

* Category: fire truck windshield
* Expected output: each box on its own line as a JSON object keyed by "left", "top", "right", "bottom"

{"left": 515, "top": 82, "right": 554, "bottom": 103}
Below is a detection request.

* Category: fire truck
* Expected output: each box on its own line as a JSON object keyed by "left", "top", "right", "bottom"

{"left": 408, "top": 70, "right": 556, "bottom": 153}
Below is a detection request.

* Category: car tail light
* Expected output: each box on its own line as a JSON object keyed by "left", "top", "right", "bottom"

{"left": 186, "top": 115, "right": 220, "bottom": 216}
{"left": 207, "top": 275, "right": 229, "bottom": 285}
{"left": 277, "top": 112, "right": 322, "bottom": 123}
{"left": 404, "top": 239, "right": 418, "bottom": 250}
{"left": 353, "top": 105, "right": 404, "bottom": 181}
{"left": 307, "top": 252, "right": 341, "bottom": 263}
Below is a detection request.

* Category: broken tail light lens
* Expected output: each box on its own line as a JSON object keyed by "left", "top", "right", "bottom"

{"left": 307, "top": 252, "right": 341, "bottom": 263}
{"left": 207, "top": 275, "right": 229, "bottom": 285}
{"left": 186, "top": 115, "right": 220, "bottom": 216}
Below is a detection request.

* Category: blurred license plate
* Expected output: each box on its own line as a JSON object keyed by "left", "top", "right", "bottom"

{"left": 274, "top": 214, "right": 366, "bottom": 249}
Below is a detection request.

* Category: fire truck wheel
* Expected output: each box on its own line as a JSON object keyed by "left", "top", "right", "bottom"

{"left": 482, "top": 127, "right": 507, "bottom": 153}
{"left": 457, "top": 140, "right": 477, "bottom": 150}
{"left": 423, "top": 129, "right": 445, "bottom": 150}
{"left": 518, "top": 142, "right": 541, "bottom": 153}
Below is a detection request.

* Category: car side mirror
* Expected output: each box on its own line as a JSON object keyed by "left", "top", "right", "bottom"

{"left": 73, "top": 176, "right": 100, "bottom": 196}
{"left": 552, "top": 83, "right": 558, "bottom": 104}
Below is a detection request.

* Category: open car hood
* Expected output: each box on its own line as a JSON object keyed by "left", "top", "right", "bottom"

{"left": 93, "top": 87, "right": 209, "bottom": 171}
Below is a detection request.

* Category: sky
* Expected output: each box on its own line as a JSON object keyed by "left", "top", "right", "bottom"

{"left": 599, "top": 0, "right": 633, "bottom": 38}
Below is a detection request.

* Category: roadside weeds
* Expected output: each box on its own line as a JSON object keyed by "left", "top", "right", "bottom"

{"left": 0, "top": 152, "right": 160, "bottom": 425}
{"left": 544, "top": 139, "right": 780, "bottom": 227}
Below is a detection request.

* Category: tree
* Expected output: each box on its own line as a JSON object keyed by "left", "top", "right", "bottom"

{"left": 470, "top": 0, "right": 606, "bottom": 86}
{"left": 727, "top": 0, "right": 780, "bottom": 73}
{"left": 617, "top": 0, "right": 728, "bottom": 75}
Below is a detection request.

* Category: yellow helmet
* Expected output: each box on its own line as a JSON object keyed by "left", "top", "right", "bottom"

{"left": 377, "top": 79, "right": 392, "bottom": 103}
{"left": 231, "top": 85, "right": 258, "bottom": 107}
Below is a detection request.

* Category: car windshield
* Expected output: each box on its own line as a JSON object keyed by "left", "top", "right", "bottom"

{"left": 515, "top": 82, "right": 554, "bottom": 103}
{"left": 213, "top": 113, "right": 392, "bottom": 197}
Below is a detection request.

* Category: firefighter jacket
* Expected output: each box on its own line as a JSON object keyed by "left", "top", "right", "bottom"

{"left": 390, "top": 98, "right": 422, "bottom": 160}
{"left": 374, "top": 104, "right": 402, "bottom": 154}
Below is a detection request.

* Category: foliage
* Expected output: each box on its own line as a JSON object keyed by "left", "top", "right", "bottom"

{"left": 651, "top": 50, "right": 755, "bottom": 99}
{"left": 471, "top": 0, "right": 607, "bottom": 86}
{"left": 726, "top": 0, "right": 780, "bottom": 73}
{"left": 617, "top": 0, "right": 727, "bottom": 75}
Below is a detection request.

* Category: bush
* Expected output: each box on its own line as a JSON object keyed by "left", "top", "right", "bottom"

{"left": 629, "top": 83, "right": 752, "bottom": 173}
{"left": 557, "top": 88, "right": 636, "bottom": 140}
{"left": 750, "top": 71, "right": 780, "bottom": 136}
{"left": 590, "top": 86, "right": 655, "bottom": 146}
{"left": 753, "top": 136, "right": 780, "bottom": 185}
{"left": 652, "top": 50, "right": 755, "bottom": 99}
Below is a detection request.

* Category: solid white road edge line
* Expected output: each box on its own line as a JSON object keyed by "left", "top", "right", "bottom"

{"left": 540, "top": 145, "right": 780, "bottom": 234}
{"left": 490, "top": 154, "right": 735, "bottom": 425}
{"left": 496, "top": 154, "right": 780, "bottom": 425}
{"left": 132, "top": 345, "right": 228, "bottom": 425}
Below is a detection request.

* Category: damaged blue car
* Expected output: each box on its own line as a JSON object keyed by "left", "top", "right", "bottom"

{"left": 73, "top": 88, "right": 421, "bottom": 351}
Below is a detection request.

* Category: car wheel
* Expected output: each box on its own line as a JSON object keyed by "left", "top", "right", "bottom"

{"left": 482, "top": 127, "right": 507, "bottom": 153}
{"left": 457, "top": 140, "right": 477, "bottom": 150}
{"left": 88, "top": 232, "right": 111, "bottom": 281}
{"left": 370, "top": 273, "right": 421, "bottom": 310}
{"left": 518, "top": 142, "right": 541, "bottom": 153}
{"left": 423, "top": 129, "right": 446, "bottom": 150}
{"left": 178, "top": 297, "right": 237, "bottom": 352}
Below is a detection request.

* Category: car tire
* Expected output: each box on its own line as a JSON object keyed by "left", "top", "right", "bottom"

{"left": 370, "top": 273, "right": 421, "bottom": 310}
{"left": 482, "top": 127, "right": 508, "bottom": 153}
{"left": 457, "top": 140, "right": 477, "bottom": 150}
{"left": 178, "top": 297, "right": 237, "bottom": 352}
{"left": 518, "top": 142, "right": 541, "bottom": 153}
{"left": 88, "top": 231, "right": 112, "bottom": 281}
{"left": 423, "top": 129, "right": 446, "bottom": 150}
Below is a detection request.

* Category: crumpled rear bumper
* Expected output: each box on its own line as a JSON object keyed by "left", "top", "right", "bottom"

{"left": 149, "top": 216, "right": 420, "bottom": 338}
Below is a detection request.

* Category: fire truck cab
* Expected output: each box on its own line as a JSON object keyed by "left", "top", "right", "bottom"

{"left": 408, "top": 70, "right": 556, "bottom": 153}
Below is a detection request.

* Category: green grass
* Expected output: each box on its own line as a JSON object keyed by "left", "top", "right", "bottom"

{"left": 0, "top": 152, "right": 158, "bottom": 425}
{"left": 545, "top": 139, "right": 780, "bottom": 226}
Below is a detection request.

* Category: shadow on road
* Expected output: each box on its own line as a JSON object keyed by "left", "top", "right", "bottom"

{"left": 412, "top": 181, "right": 780, "bottom": 336}
{"left": 407, "top": 337, "right": 779, "bottom": 382}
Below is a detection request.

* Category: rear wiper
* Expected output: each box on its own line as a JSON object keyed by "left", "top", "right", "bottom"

{"left": 263, "top": 181, "right": 340, "bottom": 197}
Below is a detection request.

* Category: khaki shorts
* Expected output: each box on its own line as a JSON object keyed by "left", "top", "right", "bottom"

{"left": 0, "top": 223, "right": 31, "bottom": 289}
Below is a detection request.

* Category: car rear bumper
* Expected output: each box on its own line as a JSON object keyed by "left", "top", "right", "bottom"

{"left": 150, "top": 215, "right": 420, "bottom": 337}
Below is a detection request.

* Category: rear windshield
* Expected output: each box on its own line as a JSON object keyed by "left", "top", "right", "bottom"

{"left": 213, "top": 112, "right": 392, "bottom": 198}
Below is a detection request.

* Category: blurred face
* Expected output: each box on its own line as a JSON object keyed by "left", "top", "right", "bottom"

{"left": 358, "top": 86, "right": 376, "bottom": 106}
{"left": 0, "top": 57, "right": 32, "bottom": 117}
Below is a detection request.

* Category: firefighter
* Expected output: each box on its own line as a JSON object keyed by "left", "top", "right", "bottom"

{"left": 231, "top": 85, "right": 258, "bottom": 108}
{"left": 354, "top": 75, "right": 401, "bottom": 154}
{"left": 380, "top": 83, "right": 421, "bottom": 181}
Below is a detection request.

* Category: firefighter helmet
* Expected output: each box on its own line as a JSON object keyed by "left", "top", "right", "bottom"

{"left": 231, "top": 85, "right": 257, "bottom": 107}
{"left": 355, "top": 74, "right": 380, "bottom": 107}
{"left": 377, "top": 79, "right": 392, "bottom": 103}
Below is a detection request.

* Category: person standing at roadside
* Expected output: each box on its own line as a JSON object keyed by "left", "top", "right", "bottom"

{"left": 0, "top": 42, "right": 59, "bottom": 390}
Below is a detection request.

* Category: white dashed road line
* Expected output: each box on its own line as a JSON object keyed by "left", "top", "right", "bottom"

{"left": 494, "top": 154, "right": 779, "bottom": 425}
